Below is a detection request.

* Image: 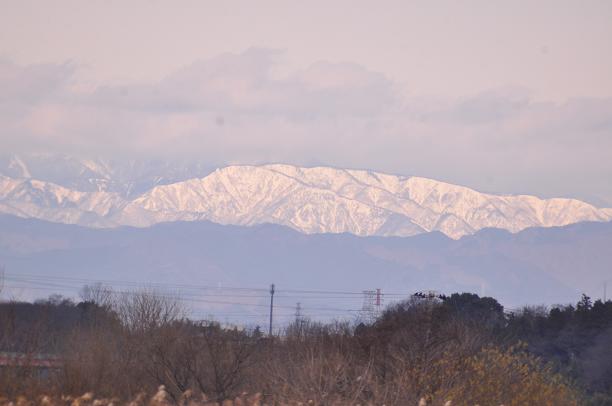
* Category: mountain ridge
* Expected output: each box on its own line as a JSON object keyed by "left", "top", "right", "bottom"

{"left": 0, "top": 159, "right": 610, "bottom": 239}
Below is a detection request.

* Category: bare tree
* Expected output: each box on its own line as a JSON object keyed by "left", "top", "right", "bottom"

{"left": 190, "top": 322, "right": 259, "bottom": 401}
{"left": 114, "top": 289, "right": 185, "bottom": 333}
{"left": 80, "top": 283, "right": 114, "bottom": 309}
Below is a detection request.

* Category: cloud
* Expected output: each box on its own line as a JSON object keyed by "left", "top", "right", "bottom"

{"left": 0, "top": 50, "right": 611, "bottom": 205}
{"left": 425, "top": 87, "right": 532, "bottom": 125}
{"left": 88, "top": 48, "right": 397, "bottom": 117}
{"left": 0, "top": 58, "right": 74, "bottom": 105}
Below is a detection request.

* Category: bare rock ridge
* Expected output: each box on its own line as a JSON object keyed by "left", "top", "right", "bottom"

{"left": 1, "top": 161, "right": 611, "bottom": 239}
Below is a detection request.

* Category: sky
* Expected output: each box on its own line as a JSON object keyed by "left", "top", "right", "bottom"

{"left": 1, "top": 0, "right": 612, "bottom": 205}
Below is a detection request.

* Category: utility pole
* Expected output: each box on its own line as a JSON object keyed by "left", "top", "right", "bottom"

{"left": 269, "top": 283, "right": 275, "bottom": 336}
{"left": 604, "top": 281, "right": 608, "bottom": 302}
{"left": 295, "top": 302, "right": 302, "bottom": 322}
{"left": 0, "top": 266, "right": 4, "bottom": 297}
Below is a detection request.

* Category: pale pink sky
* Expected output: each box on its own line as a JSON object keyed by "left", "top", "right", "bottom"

{"left": 2, "top": 0, "right": 612, "bottom": 100}
{"left": 1, "top": 0, "right": 612, "bottom": 204}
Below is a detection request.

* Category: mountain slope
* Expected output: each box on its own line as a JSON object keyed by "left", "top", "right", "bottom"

{"left": 0, "top": 153, "right": 216, "bottom": 197}
{"left": 0, "top": 175, "right": 124, "bottom": 226}
{"left": 121, "top": 164, "right": 611, "bottom": 238}
{"left": 2, "top": 214, "right": 611, "bottom": 316}
{"left": 1, "top": 163, "right": 610, "bottom": 239}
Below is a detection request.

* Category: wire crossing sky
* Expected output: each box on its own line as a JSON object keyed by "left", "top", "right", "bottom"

{"left": 1, "top": 272, "right": 397, "bottom": 326}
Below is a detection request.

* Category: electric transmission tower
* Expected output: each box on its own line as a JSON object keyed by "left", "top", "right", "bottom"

{"left": 295, "top": 302, "right": 303, "bottom": 323}
{"left": 360, "top": 288, "right": 383, "bottom": 323}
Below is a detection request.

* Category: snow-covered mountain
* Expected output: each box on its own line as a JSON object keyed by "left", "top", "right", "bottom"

{"left": 0, "top": 175, "right": 124, "bottom": 227}
{"left": 0, "top": 160, "right": 611, "bottom": 239}
{"left": 0, "top": 153, "right": 215, "bottom": 197}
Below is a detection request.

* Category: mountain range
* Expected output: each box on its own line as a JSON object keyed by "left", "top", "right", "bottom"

{"left": 1, "top": 154, "right": 611, "bottom": 239}
{"left": 1, "top": 215, "right": 611, "bottom": 320}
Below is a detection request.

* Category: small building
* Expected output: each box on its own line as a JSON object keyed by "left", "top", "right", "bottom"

{"left": 0, "top": 352, "right": 62, "bottom": 378}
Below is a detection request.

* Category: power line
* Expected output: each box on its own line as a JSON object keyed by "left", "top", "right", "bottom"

{"left": 4, "top": 276, "right": 381, "bottom": 300}
{"left": 3, "top": 272, "right": 416, "bottom": 297}
{"left": 4, "top": 272, "right": 270, "bottom": 292}
{"left": 1, "top": 272, "right": 406, "bottom": 325}
{"left": 1, "top": 282, "right": 364, "bottom": 313}
{"left": 6, "top": 277, "right": 271, "bottom": 298}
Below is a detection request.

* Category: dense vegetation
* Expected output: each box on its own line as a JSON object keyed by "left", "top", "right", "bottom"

{"left": 1, "top": 288, "right": 611, "bottom": 405}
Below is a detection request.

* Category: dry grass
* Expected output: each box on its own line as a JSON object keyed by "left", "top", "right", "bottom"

{"left": 0, "top": 386, "right": 264, "bottom": 406}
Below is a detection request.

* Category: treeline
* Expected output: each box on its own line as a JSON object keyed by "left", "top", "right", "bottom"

{"left": 1, "top": 288, "right": 611, "bottom": 405}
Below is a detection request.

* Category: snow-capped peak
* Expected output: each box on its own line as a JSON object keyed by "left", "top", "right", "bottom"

{"left": 0, "top": 163, "right": 610, "bottom": 239}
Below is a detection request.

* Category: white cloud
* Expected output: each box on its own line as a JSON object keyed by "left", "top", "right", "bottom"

{"left": 0, "top": 57, "right": 73, "bottom": 104}
{"left": 0, "top": 50, "right": 611, "bottom": 205}
{"left": 87, "top": 48, "right": 397, "bottom": 118}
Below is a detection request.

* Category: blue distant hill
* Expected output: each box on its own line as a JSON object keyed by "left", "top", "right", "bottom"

{"left": 1, "top": 214, "right": 611, "bottom": 324}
